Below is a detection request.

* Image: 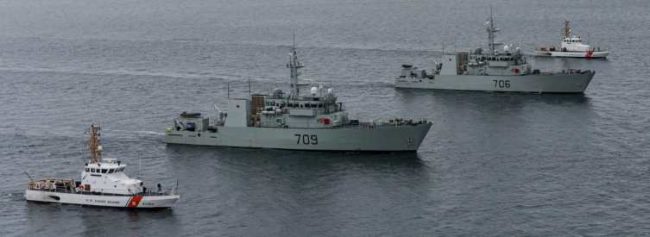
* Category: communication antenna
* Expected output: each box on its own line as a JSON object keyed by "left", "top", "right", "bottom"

{"left": 441, "top": 41, "right": 446, "bottom": 55}
{"left": 486, "top": 6, "right": 499, "bottom": 54}
{"left": 563, "top": 20, "right": 571, "bottom": 39}
{"left": 213, "top": 104, "right": 222, "bottom": 113}
{"left": 137, "top": 152, "right": 142, "bottom": 179}
{"left": 287, "top": 31, "right": 303, "bottom": 99}
{"left": 23, "top": 171, "right": 34, "bottom": 182}
{"left": 172, "top": 179, "right": 179, "bottom": 195}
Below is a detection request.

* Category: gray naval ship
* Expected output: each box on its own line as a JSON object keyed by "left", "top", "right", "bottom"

{"left": 396, "top": 11, "right": 595, "bottom": 93}
{"left": 164, "top": 46, "right": 432, "bottom": 152}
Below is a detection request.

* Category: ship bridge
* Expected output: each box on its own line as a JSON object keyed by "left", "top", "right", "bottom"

{"left": 83, "top": 158, "right": 126, "bottom": 175}
{"left": 251, "top": 86, "right": 347, "bottom": 128}
{"left": 81, "top": 158, "right": 144, "bottom": 195}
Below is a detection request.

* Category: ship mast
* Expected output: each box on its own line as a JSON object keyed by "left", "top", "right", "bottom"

{"left": 287, "top": 33, "right": 303, "bottom": 99}
{"left": 88, "top": 124, "right": 102, "bottom": 163}
{"left": 486, "top": 7, "right": 500, "bottom": 55}
{"left": 563, "top": 20, "right": 571, "bottom": 39}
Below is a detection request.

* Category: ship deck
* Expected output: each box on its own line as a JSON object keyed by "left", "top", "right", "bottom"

{"left": 27, "top": 187, "right": 173, "bottom": 197}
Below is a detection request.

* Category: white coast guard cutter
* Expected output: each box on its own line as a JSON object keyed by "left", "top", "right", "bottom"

{"left": 535, "top": 20, "right": 608, "bottom": 58}
{"left": 25, "top": 124, "right": 180, "bottom": 209}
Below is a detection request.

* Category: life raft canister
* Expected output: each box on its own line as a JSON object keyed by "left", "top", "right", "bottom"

{"left": 512, "top": 68, "right": 520, "bottom": 74}
{"left": 320, "top": 117, "right": 331, "bottom": 125}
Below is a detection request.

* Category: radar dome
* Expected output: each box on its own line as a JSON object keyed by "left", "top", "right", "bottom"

{"left": 310, "top": 86, "right": 318, "bottom": 95}
{"left": 272, "top": 88, "right": 283, "bottom": 96}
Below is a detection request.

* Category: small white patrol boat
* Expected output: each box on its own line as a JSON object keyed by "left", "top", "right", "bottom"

{"left": 25, "top": 124, "right": 180, "bottom": 209}
{"left": 535, "top": 20, "right": 608, "bottom": 58}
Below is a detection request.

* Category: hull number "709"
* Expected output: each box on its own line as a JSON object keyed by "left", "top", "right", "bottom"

{"left": 295, "top": 134, "right": 318, "bottom": 145}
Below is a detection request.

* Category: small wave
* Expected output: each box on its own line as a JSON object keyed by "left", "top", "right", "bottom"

{"left": 108, "top": 129, "right": 165, "bottom": 136}
{"left": 1, "top": 192, "right": 26, "bottom": 202}
{"left": 0, "top": 66, "right": 238, "bottom": 82}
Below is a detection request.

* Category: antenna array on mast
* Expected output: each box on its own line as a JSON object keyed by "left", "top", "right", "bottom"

{"left": 563, "top": 20, "right": 572, "bottom": 39}
{"left": 88, "top": 124, "right": 102, "bottom": 163}
{"left": 287, "top": 32, "right": 303, "bottom": 99}
{"left": 486, "top": 6, "right": 501, "bottom": 55}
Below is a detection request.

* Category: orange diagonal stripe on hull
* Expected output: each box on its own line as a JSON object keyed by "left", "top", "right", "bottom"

{"left": 127, "top": 195, "right": 143, "bottom": 208}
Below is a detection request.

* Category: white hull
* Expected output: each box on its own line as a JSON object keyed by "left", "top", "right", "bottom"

{"left": 165, "top": 124, "right": 431, "bottom": 152}
{"left": 395, "top": 72, "right": 594, "bottom": 93}
{"left": 534, "top": 50, "right": 608, "bottom": 58}
{"left": 25, "top": 189, "right": 180, "bottom": 209}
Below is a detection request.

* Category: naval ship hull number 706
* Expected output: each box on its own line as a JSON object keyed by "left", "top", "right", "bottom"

{"left": 493, "top": 80, "right": 511, "bottom": 88}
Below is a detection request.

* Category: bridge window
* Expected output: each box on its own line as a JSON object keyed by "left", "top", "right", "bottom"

{"left": 101, "top": 169, "right": 107, "bottom": 173}
{"left": 85, "top": 168, "right": 90, "bottom": 172}
{"left": 91, "top": 168, "right": 95, "bottom": 173}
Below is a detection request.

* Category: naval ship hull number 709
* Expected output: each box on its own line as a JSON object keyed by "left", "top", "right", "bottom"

{"left": 295, "top": 134, "right": 318, "bottom": 145}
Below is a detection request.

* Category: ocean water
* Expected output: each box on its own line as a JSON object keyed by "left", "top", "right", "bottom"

{"left": 0, "top": 0, "right": 649, "bottom": 236}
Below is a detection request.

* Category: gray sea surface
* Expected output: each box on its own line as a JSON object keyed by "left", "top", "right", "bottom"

{"left": 1, "top": 0, "right": 649, "bottom": 236}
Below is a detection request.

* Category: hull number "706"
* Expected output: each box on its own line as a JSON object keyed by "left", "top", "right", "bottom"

{"left": 493, "top": 80, "right": 511, "bottom": 88}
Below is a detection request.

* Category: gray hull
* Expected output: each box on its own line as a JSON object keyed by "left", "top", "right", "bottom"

{"left": 534, "top": 50, "right": 609, "bottom": 58}
{"left": 165, "top": 123, "right": 431, "bottom": 152}
{"left": 395, "top": 72, "right": 594, "bottom": 93}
